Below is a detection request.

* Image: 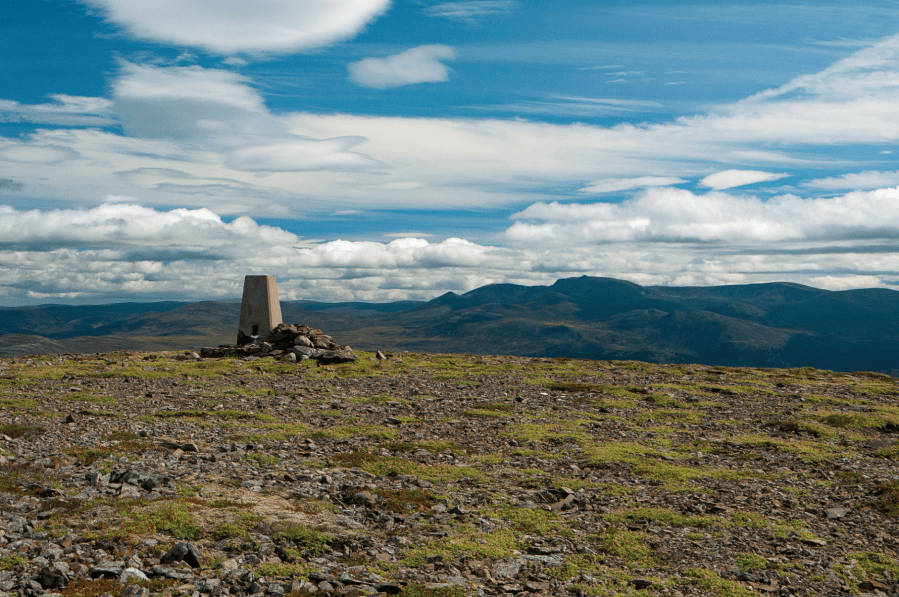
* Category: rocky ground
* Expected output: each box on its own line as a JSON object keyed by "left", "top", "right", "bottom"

{"left": 0, "top": 350, "right": 898, "bottom": 597}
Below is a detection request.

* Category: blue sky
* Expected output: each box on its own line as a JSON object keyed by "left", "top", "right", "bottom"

{"left": 2, "top": 0, "right": 899, "bottom": 305}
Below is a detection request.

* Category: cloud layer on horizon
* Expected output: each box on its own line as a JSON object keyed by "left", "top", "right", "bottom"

{"left": 1, "top": 194, "right": 897, "bottom": 306}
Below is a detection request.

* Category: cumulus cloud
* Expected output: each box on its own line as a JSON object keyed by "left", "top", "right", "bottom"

{"left": 506, "top": 186, "right": 899, "bottom": 244}
{"left": 0, "top": 202, "right": 298, "bottom": 248}
{"left": 81, "top": 0, "right": 391, "bottom": 54}
{"left": 580, "top": 176, "right": 686, "bottom": 194}
{"left": 700, "top": 170, "right": 789, "bottom": 190}
{"left": 348, "top": 45, "right": 456, "bottom": 89}
{"left": 1, "top": 198, "right": 898, "bottom": 306}
{"left": 423, "top": 1, "right": 515, "bottom": 23}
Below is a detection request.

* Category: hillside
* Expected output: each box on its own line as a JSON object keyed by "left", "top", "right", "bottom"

{"left": 0, "top": 350, "right": 898, "bottom": 596}
{"left": 1, "top": 276, "right": 898, "bottom": 374}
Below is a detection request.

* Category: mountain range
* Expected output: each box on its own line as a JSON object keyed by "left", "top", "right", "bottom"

{"left": 1, "top": 276, "right": 897, "bottom": 374}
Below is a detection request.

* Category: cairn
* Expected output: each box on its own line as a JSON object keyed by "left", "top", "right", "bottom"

{"left": 200, "top": 323, "right": 357, "bottom": 364}
{"left": 200, "top": 275, "right": 357, "bottom": 364}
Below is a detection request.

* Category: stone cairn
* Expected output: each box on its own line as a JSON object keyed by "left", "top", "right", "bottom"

{"left": 200, "top": 323, "right": 358, "bottom": 364}
{"left": 200, "top": 275, "right": 357, "bottom": 364}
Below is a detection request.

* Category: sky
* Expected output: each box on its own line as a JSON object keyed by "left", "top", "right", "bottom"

{"left": 2, "top": 0, "right": 899, "bottom": 306}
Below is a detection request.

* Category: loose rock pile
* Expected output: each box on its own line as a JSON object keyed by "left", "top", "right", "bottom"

{"left": 202, "top": 324, "right": 358, "bottom": 365}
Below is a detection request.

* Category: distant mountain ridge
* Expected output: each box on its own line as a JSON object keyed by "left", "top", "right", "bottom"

{"left": 1, "top": 276, "right": 897, "bottom": 375}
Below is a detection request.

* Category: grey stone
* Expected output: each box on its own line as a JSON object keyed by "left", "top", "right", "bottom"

{"left": 119, "top": 470, "right": 141, "bottom": 485}
{"left": 493, "top": 559, "right": 522, "bottom": 579}
{"left": 315, "top": 350, "right": 358, "bottom": 364}
{"left": 37, "top": 565, "right": 68, "bottom": 589}
{"left": 123, "top": 585, "right": 151, "bottom": 597}
{"left": 292, "top": 346, "right": 315, "bottom": 357}
{"left": 161, "top": 542, "right": 206, "bottom": 568}
{"left": 119, "top": 567, "right": 149, "bottom": 584}
{"left": 826, "top": 507, "right": 850, "bottom": 519}
{"left": 141, "top": 475, "right": 162, "bottom": 490}
{"left": 217, "top": 558, "right": 239, "bottom": 572}
{"left": 196, "top": 578, "right": 222, "bottom": 593}
{"left": 90, "top": 561, "right": 124, "bottom": 579}
{"left": 288, "top": 580, "right": 318, "bottom": 594}
{"left": 85, "top": 472, "right": 110, "bottom": 487}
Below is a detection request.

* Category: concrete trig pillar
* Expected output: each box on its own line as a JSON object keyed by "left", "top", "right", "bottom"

{"left": 237, "top": 275, "right": 283, "bottom": 345}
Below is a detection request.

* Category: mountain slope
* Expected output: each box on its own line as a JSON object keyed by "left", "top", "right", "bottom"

{"left": 1, "top": 276, "right": 897, "bottom": 373}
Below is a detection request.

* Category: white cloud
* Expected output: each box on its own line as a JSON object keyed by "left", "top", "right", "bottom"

{"left": 700, "top": 170, "right": 789, "bottom": 190}
{"left": 1, "top": 198, "right": 898, "bottom": 306}
{"left": 81, "top": 0, "right": 391, "bottom": 54}
{"left": 507, "top": 186, "right": 899, "bottom": 244}
{"left": 227, "top": 139, "right": 377, "bottom": 172}
{"left": 807, "top": 275, "right": 886, "bottom": 291}
{"left": 112, "top": 62, "right": 266, "bottom": 140}
{"left": 0, "top": 202, "right": 298, "bottom": 247}
{"left": 0, "top": 145, "right": 79, "bottom": 164}
{"left": 348, "top": 45, "right": 456, "bottom": 89}
{"left": 478, "top": 96, "right": 663, "bottom": 118}
{"left": 804, "top": 170, "right": 899, "bottom": 191}
{"left": 0, "top": 95, "right": 115, "bottom": 127}
{"left": 580, "top": 176, "right": 686, "bottom": 194}
{"left": 423, "top": 1, "right": 516, "bottom": 23}
{"left": 5, "top": 33, "right": 899, "bottom": 217}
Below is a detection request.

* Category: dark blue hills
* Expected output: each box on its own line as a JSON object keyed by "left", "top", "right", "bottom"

{"left": 1, "top": 276, "right": 897, "bottom": 374}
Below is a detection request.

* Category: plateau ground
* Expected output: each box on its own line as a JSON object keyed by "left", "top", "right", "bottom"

{"left": 0, "top": 350, "right": 898, "bottom": 596}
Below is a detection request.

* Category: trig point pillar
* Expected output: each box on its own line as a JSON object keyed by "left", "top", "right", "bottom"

{"left": 237, "top": 275, "right": 283, "bottom": 345}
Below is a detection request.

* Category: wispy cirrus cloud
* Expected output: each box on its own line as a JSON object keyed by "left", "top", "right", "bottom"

{"left": 348, "top": 45, "right": 456, "bottom": 89}
{"left": 804, "top": 170, "right": 899, "bottom": 191}
{"left": 475, "top": 96, "right": 664, "bottom": 118}
{"left": 423, "top": 1, "right": 516, "bottom": 24}
{"left": 4, "top": 33, "right": 899, "bottom": 218}
{"left": 0, "top": 95, "right": 115, "bottom": 127}
{"left": 580, "top": 176, "right": 687, "bottom": 194}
